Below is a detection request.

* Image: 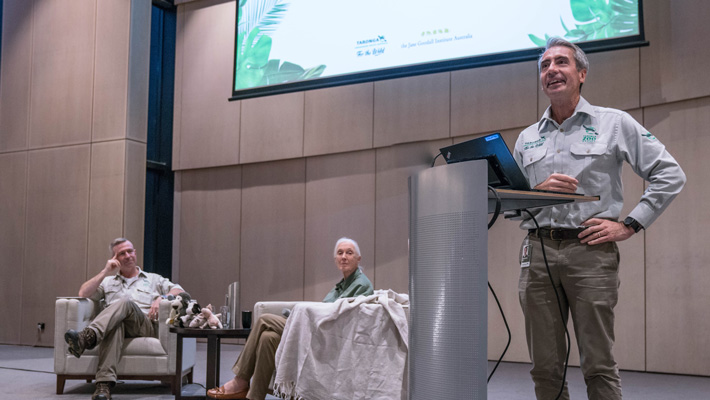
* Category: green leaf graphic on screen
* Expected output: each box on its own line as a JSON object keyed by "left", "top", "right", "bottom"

{"left": 235, "top": 0, "right": 326, "bottom": 90}
{"left": 236, "top": 28, "right": 271, "bottom": 88}
{"left": 528, "top": 0, "right": 639, "bottom": 46}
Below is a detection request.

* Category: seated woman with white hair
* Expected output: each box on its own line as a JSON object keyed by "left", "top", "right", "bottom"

{"left": 207, "top": 237, "right": 374, "bottom": 400}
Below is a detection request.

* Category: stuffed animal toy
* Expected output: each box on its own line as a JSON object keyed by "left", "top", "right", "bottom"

{"left": 189, "top": 303, "right": 213, "bottom": 328}
{"left": 166, "top": 292, "right": 191, "bottom": 327}
{"left": 179, "top": 300, "right": 201, "bottom": 328}
{"left": 198, "top": 304, "right": 223, "bottom": 329}
{"left": 189, "top": 309, "right": 207, "bottom": 328}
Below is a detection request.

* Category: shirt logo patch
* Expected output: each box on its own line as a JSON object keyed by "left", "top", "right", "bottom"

{"left": 523, "top": 137, "right": 546, "bottom": 150}
{"left": 642, "top": 132, "right": 657, "bottom": 140}
{"left": 582, "top": 135, "right": 597, "bottom": 143}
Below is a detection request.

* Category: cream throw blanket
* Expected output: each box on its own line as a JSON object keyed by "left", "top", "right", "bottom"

{"left": 273, "top": 290, "right": 409, "bottom": 400}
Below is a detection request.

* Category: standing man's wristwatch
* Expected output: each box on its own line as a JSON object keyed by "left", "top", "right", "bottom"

{"left": 623, "top": 217, "right": 644, "bottom": 233}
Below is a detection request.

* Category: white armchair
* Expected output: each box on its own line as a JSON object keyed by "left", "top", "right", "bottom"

{"left": 54, "top": 298, "right": 196, "bottom": 395}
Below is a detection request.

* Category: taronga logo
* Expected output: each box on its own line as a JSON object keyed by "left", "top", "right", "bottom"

{"left": 642, "top": 132, "right": 657, "bottom": 140}
{"left": 356, "top": 35, "right": 387, "bottom": 47}
{"left": 583, "top": 125, "right": 598, "bottom": 135}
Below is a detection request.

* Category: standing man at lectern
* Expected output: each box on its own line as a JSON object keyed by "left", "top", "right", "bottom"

{"left": 513, "top": 37, "right": 685, "bottom": 400}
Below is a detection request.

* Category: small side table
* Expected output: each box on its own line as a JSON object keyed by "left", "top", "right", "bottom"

{"left": 170, "top": 327, "right": 251, "bottom": 400}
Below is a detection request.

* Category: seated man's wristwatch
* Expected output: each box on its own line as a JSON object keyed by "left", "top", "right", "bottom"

{"left": 623, "top": 217, "right": 644, "bottom": 233}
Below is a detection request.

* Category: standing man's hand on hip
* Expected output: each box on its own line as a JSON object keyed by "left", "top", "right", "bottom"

{"left": 579, "top": 218, "right": 635, "bottom": 245}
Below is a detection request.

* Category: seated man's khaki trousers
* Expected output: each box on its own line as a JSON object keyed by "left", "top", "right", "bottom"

{"left": 88, "top": 297, "right": 156, "bottom": 383}
{"left": 232, "top": 313, "right": 287, "bottom": 400}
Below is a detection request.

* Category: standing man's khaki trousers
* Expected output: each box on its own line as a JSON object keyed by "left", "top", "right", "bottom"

{"left": 232, "top": 313, "right": 287, "bottom": 400}
{"left": 519, "top": 233, "right": 622, "bottom": 400}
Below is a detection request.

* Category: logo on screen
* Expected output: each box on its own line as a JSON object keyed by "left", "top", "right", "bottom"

{"left": 356, "top": 35, "right": 388, "bottom": 48}
{"left": 356, "top": 35, "right": 388, "bottom": 58}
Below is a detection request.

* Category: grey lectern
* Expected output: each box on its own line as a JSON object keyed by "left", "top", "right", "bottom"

{"left": 409, "top": 160, "right": 489, "bottom": 400}
{"left": 408, "top": 160, "right": 599, "bottom": 400}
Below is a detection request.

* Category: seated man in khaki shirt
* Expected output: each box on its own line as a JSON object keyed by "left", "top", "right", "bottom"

{"left": 64, "top": 238, "right": 185, "bottom": 400}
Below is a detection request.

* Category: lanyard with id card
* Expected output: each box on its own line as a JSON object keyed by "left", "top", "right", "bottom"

{"left": 520, "top": 236, "right": 532, "bottom": 268}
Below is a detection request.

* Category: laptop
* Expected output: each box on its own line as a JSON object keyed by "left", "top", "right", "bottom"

{"left": 439, "top": 133, "right": 586, "bottom": 196}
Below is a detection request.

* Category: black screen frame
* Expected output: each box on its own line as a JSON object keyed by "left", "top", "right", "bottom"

{"left": 230, "top": 0, "right": 646, "bottom": 101}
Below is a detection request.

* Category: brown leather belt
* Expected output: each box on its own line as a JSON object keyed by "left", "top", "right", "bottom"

{"left": 528, "top": 227, "right": 586, "bottom": 241}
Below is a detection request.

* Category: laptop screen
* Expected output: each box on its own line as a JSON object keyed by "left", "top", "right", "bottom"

{"left": 439, "top": 133, "right": 531, "bottom": 191}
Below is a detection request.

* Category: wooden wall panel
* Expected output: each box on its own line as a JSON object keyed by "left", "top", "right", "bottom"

{"left": 582, "top": 49, "right": 640, "bottom": 112}
{"left": 240, "top": 159, "right": 306, "bottom": 311}
{"left": 240, "top": 92, "right": 305, "bottom": 164}
{"left": 608, "top": 108, "right": 646, "bottom": 371}
{"left": 373, "top": 73, "right": 450, "bottom": 147}
{"left": 304, "top": 83, "right": 374, "bottom": 157}
{"left": 486, "top": 212, "right": 531, "bottom": 362}
{"left": 175, "top": 0, "right": 240, "bottom": 169}
{"left": 172, "top": 172, "right": 183, "bottom": 282}
{"left": 29, "top": 0, "right": 95, "bottom": 148}
{"left": 87, "top": 141, "right": 127, "bottom": 278}
{"left": 0, "top": 0, "right": 153, "bottom": 347}
{"left": 172, "top": 5, "right": 185, "bottom": 169}
{"left": 0, "top": 152, "right": 27, "bottom": 344}
{"left": 177, "top": 166, "right": 242, "bottom": 310}
{"left": 23, "top": 145, "right": 91, "bottom": 346}
{"left": 0, "top": 0, "right": 32, "bottom": 152}
{"left": 374, "top": 139, "right": 451, "bottom": 294}
{"left": 451, "top": 61, "right": 538, "bottom": 137}
{"left": 304, "top": 150, "right": 376, "bottom": 300}
{"left": 124, "top": 140, "right": 147, "bottom": 262}
{"left": 126, "top": 0, "right": 151, "bottom": 144}
{"left": 92, "top": 0, "right": 130, "bottom": 142}
{"left": 641, "top": 0, "right": 710, "bottom": 107}
{"left": 644, "top": 97, "right": 710, "bottom": 375}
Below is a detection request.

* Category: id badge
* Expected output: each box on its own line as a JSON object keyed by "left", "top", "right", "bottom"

{"left": 520, "top": 237, "right": 532, "bottom": 268}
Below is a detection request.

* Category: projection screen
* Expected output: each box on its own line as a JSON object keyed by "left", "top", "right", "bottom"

{"left": 231, "top": 0, "right": 645, "bottom": 100}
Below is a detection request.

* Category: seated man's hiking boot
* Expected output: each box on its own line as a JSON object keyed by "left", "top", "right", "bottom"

{"left": 64, "top": 327, "right": 97, "bottom": 358}
{"left": 92, "top": 381, "right": 112, "bottom": 400}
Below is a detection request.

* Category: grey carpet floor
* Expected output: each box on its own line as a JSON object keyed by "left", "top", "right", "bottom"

{"left": 2, "top": 343, "right": 710, "bottom": 399}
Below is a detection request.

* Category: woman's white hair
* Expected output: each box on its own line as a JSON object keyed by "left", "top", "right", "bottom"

{"left": 333, "top": 237, "right": 361, "bottom": 257}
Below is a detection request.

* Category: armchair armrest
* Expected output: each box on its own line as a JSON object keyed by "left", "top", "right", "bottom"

{"left": 54, "top": 298, "right": 96, "bottom": 373}
{"left": 253, "top": 301, "right": 320, "bottom": 322}
{"left": 157, "top": 299, "right": 173, "bottom": 353}
{"left": 55, "top": 298, "right": 95, "bottom": 334}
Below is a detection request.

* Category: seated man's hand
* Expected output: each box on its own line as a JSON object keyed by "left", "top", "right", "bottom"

{"left": 103, "top": 257, "right": 121, "bottom": 276}
{"left": 149, "top": 297, "right": 161, "bottom": 321}
{"left": 534, "top": 173, "right": 578, "bottom": 193}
